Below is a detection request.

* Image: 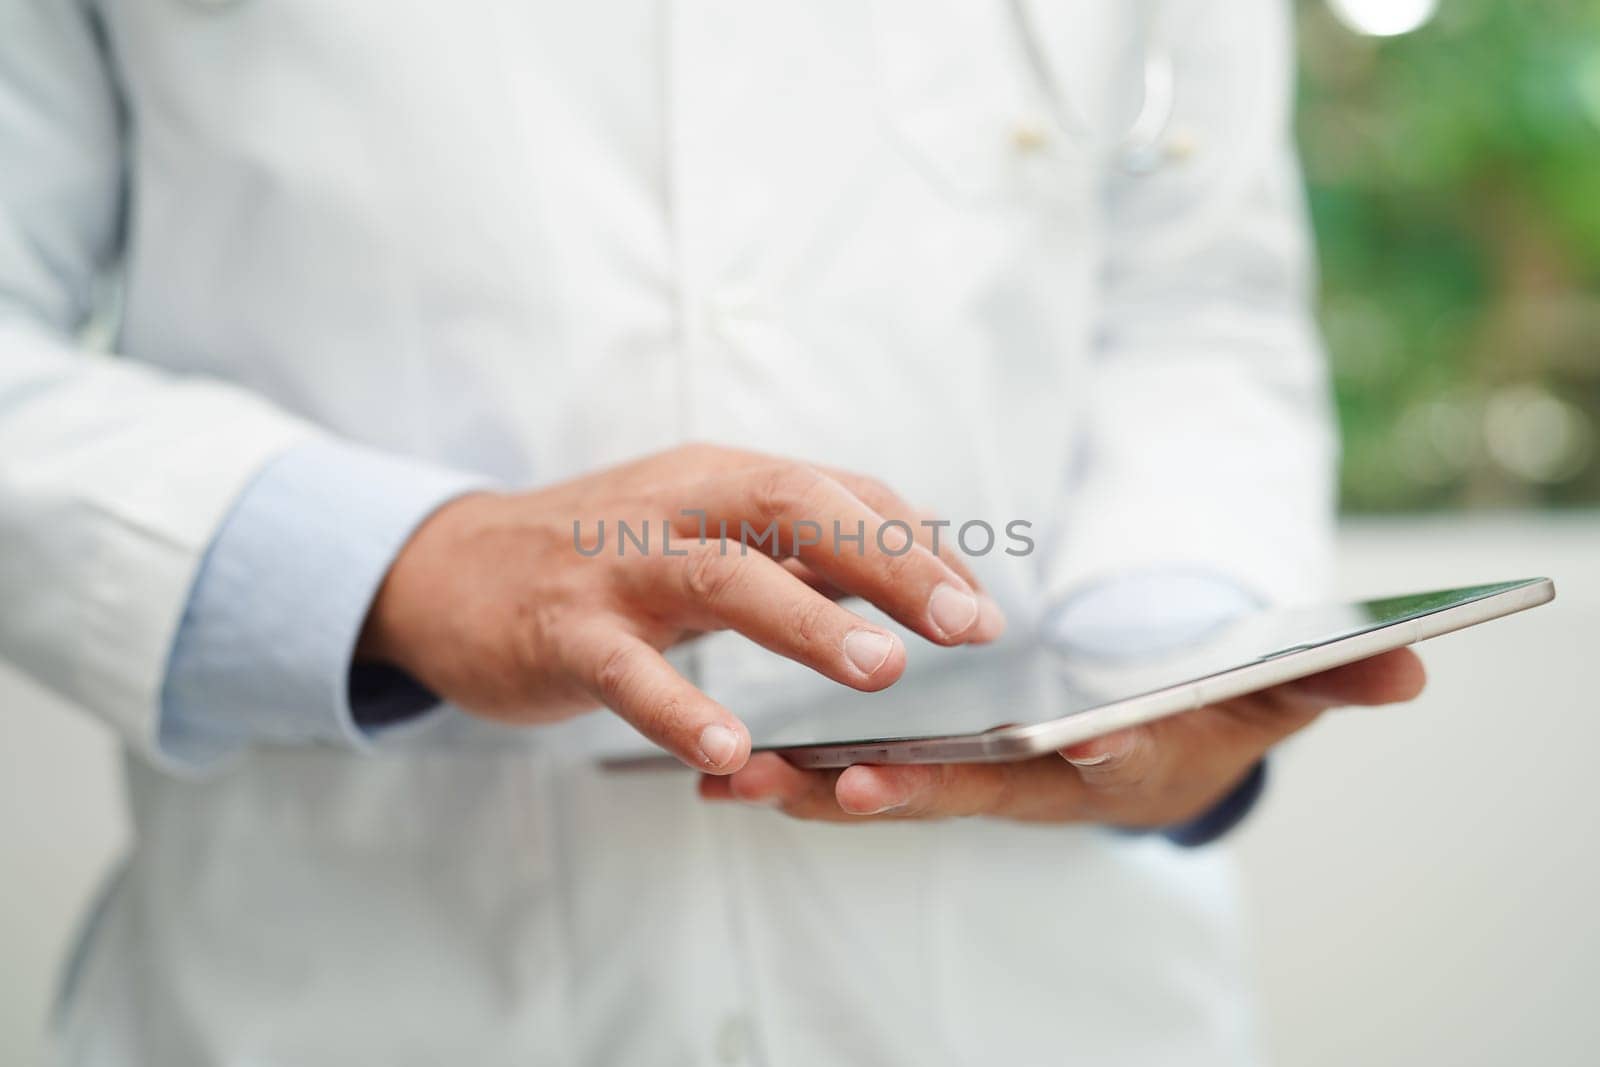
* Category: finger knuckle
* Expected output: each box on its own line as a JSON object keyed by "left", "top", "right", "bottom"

{"left": 751, "top": 463, "right": 822, "bottom": 523}
{"left": 592, "top": 643, "right": 643, "bottom": 703}
{"left": 511, "top": 597, "right": 560, "bottom": 669}
{"left": 848, "top": 473, "right": 895, "bottom": 511}
{"left": 790, "top": 596, "right": 837, "bottom": 650}
{"left": 874, "top": 541, "right": 925, "bottom": 586}
{"left": 682, "top": 546, "right": 745, "bottom": 607}
{"left": 987, "top": 766, "right": 1021, "bottom": 818}
{"left": 646, "top": 692, "right": 694, "bottom": 734}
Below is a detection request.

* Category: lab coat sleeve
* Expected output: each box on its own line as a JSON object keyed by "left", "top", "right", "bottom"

{"left": 159, "top": 440, "right": 488, "bottom": 769}
{"left": 1048, "top": 0, "right": 1337, "bottom": 608}
{"left": 0, "top": 2, "right": 373, "bottom": 768}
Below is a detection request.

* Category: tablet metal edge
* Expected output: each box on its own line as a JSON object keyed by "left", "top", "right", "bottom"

{"left": 773, "top": 578, "right": 1556, "bottom": 769}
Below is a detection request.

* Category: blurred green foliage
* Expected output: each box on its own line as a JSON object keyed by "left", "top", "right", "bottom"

{"left": 1296, "top": 0, "right": 1600, "bottom": 511}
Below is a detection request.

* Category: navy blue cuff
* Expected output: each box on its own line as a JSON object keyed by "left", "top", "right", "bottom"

{"left": 348, "top": 663, "right": 445, "bottom": 730}
{"left": 1154, "top": 760, "right": 1269, "bottom": 848}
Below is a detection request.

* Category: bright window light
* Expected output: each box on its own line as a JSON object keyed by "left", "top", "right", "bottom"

{"left": 1327, "top": 0, "right": 1439, "bottom": 37}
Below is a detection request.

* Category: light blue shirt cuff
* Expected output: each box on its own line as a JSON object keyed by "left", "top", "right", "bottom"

{"left": 158, "top": 439, "right": 491, "bottom": 769}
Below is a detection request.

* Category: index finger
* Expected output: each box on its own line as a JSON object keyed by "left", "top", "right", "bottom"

{"left": 564, "top": 623, "right": 751, "bottom": 773}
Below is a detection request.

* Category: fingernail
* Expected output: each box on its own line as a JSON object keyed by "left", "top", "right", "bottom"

{"left": 859, "top": 802, "right": 904, "bottom": 816}
{"left": 1065, "top": 733, "right": 1136, "bottom": 768}
{"left": 928, "top": 583, "right": 979, "bottom": 638}
{"left": 698, "top": 724, "right": 740, "bottom": 769}
{"left": 844, "top": 630, "right": 896, "bottom": 676}
{"left": 842, "top": 796, "right": 905, "bottom": 815}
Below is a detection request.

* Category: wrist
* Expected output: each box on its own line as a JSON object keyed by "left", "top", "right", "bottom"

{"left": 356, "top": 490, "right": 497, "bottom": 669}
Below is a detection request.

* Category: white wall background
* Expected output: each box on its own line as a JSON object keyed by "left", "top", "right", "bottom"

{"left": 1236, "top": 516, "right": 1600, "bottom": 1067}
{"left": 3, "top": 516, "right": 1595, "bottom": 1065}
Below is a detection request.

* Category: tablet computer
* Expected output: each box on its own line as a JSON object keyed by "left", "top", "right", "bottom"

{"left": 606, "top": 577, "right": 1553, "bottom": 770}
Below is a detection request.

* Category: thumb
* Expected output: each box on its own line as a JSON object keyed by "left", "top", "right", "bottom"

{"left": 1059, "top": 725, "right": 1162, "bottom": 792}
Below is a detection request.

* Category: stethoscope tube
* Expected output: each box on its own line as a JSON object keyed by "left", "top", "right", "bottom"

{"left": 1006, "top": 0, "right": 1176, "bottom": 175}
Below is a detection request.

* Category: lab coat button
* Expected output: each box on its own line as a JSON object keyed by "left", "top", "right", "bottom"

{"left": 715, "top": 1014, "right": 749, "bottom": 1064}
{"left": 1164, "top": 128, "right": 1199, "bottom": 162}
{"left": 1011, "top": 120, "right": 1052, "bottom": 154}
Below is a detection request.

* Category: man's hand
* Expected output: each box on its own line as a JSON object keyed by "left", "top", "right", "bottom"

{"left": 357, "top": 444, "right": 1004, "bottom": 773}
{"left": 698, "top": 648, "right": 1425, "bottom": 824}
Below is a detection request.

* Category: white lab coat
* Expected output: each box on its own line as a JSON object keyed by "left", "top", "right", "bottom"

{"left": 0, "top": 0, "right": 1334, "bottom": 1063}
